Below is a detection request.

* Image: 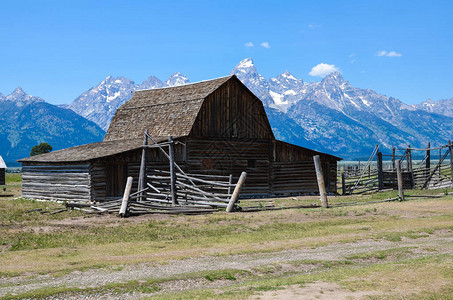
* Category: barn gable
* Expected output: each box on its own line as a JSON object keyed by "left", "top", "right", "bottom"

{"left": 104, "top": 75, "right": 274, "bottom": 142}
{"left": 189, "top": 76, "right": 274, "bottom": 140}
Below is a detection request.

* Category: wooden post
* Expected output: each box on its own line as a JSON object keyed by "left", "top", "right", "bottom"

{"left": 392, "top": 147, "right": 396, "bottom": 171}
{"left": 226, "top": 172, "right": 247, "bottom": 213}
{"left": 407, "top": 145, "right": 414, "bottom": 188}
{"left": 341, "top": 172, "right": 346, "bottom": 195}
{"left": 449, "top": 141, "right": 453, "bottom": 183}
{"left": 228, "top": 174, "right": 233, "bottom": 195}
{"left": 396, "top": 161, "right": 404, "bottom": 201}
{"left": 439, "top": 148, "right": 442, "bottom": 178}
{"left": 407, "top": 145, "right": 412, "bottom": 173}
{"left": 426, "top": 142, "right": 431, "bottom": 184}
{"left": 168, "top": 136, "right": 178, "bottom": 205}
{"left": 138, "top": 129, "right": 148, "bottom": 201}
{"left": 119, "top": 176, "right": 133, "bottom": 217}
{"left": 313, "top": 155, "right": 328, "bottom": 208}
{"left": 377, "top": 151, "right": 383, "bottom": 190}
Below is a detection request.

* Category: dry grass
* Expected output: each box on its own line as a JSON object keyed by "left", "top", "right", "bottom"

{"left": 1, "top": 174, "right": 453, "bottom": 298}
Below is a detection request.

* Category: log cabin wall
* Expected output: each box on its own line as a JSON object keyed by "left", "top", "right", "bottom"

{"left": 22, "top": 163, "right": 91, "bottom": 202}
{"left": 271, "top": 141, "right": 337, "bottom": 195}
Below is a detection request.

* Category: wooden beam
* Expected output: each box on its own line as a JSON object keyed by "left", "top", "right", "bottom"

{"left": 450, "top": 141, "right": 453, "bottom": 183}
{"left": 138, "top": 129, "right": 148, "bottom": 201}
{"left": 396, "top": 160, "right": 405, "bottom": 201}
{"left": 226, "top": 172, "right": 247, "bottom": 213}
{"left": 119, "top": 176, "right": 133, "bottom": 217}
{"left": 426, "top": 142, "right": 431, "bottom": 184}
{"left": 313, "top": 155, "right": 328, "bottom": 208}
{"left": 377, "top": 151, "right": 383, "bottom": 191}
{"left": 169, "top": 136, "right": 178, "bottom": 205}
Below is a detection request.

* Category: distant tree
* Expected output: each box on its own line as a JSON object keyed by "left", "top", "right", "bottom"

{"left": 30, "top": 143, "right": 52, "bottom": 156}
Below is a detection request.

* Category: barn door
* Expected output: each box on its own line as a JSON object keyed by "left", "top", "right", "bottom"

{"left": 106, "top": 162, "right": 128, "bottom": 197}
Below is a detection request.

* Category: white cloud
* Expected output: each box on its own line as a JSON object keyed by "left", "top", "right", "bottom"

{"left": 387, "top": 51, "right": 402, "bottom": 57}
{"left": 376, "top": 50, "right": 402, "bottom": 57}
{"left": 309, "top": 63, "right": 339, "bottom": 77}
{"left": 244, "top": 42, "right": 254, "bottom": 48}
{"left": 260, "top": 42, "right": 270, "bottom": 49}
{"left": 349, "top": 53, "right": 356, "bottom": 57}
{"left": 308, "top": 24, "right": 321, "bottom": 29}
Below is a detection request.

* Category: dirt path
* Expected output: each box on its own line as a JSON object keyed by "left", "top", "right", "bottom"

{"left": 1, "top": 231, "right": 452, "bottom": 299}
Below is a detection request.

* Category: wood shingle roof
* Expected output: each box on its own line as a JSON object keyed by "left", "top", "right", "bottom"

{"left": 104, "top": 75, "right": 233, "bottom": 141}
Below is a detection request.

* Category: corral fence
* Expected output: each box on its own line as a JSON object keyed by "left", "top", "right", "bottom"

{"left": 91, "top": 131, "right": 247, "bottom": 216}
{"left": 339, "top": 142, "right": 453, "bottom": 194}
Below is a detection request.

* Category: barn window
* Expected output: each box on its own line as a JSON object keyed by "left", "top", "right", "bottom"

{"left": 248, "top": 159, "right": 257, "bottom": 169}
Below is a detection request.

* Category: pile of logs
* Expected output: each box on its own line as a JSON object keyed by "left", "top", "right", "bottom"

{"left": 65, "top": 171, "right": 247, "bottom": 217}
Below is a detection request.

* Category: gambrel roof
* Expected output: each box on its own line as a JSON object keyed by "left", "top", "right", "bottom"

{"left": 104, "top": 75, "right": 233, "bottom": 141}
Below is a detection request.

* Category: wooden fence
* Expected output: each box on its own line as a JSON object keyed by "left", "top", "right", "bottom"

{"left": 340, "top": 142, "right": 453, "bottom": 194}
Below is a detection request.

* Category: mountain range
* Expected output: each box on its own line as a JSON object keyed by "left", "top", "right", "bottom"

{"left": 67, "top": 58, "right": 453, "bottom": 159}
{"left": 0, "top": 88, "right": 104, "bottom": 165}
{"left": 1, "top": 58, "right": 452, "bottom": 164}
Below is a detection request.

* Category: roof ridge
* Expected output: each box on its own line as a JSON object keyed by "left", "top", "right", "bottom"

{"left": 135, "top": 75, "right": 233, "bottom": 92}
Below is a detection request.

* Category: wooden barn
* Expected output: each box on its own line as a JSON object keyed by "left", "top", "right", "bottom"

{"left": 0, "top": 155, "right": 6, "bottom": 185}
{"left": 19, "top": 75, "right": 341, "bottom": 202}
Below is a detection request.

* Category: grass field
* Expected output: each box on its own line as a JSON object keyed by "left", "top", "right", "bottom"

{"left": 1, "top": 173, "right": 453, "bottom": 299}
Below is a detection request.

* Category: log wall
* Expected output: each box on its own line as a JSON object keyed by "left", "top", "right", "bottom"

{"left": 22, "top": 163, "right": 91, "bottom": 202}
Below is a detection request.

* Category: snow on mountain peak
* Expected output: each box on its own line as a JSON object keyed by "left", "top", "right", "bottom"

{"left": 165, "top": 72, "right": 189, "bottom": 87}
{"left": 281, "top": 70, "right": 298, "bottom": 81}
{"left": 10, "top": 87, "right": 26, "bottom": 98}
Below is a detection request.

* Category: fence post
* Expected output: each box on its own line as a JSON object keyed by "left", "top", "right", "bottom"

{"left": 119, "top": 177, "right": 133, "bottom": 217}
{"left": 168, "top": 136, "right": 178, "bottom": 205}
{"left": 439, "top": 148, "right": 442, "bottom": 178}
{"left": 396, "top": 161, "right": 405, "bottom": 201}
{"left": 407, "top": 145, "right": 415, "bottom": 188}
{"left": 341, "top": 172, "right": 346, "bottom": 195}
{"left": 377, "top": 151, "right": 383, "bottom": 190}
{"left": 392, "top": 147, "right": 396, "bottom": 171}
{"left": 313, "top": 155, "right": 328, "bottom": 208}
{"left": 138, "top": 130, "right": 148, "bottom": 201}
{"left": 226, "top": 172, "right": 247, "bottom": 213}
{"left": 449, "top": 140, "right": 453, "bottom": 183}
{"left": 426, "top": 142, "right": 431, "bottom": 184}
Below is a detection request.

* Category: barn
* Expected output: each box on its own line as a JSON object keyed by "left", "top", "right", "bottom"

{"left": 0, "top": 155, "right": 6, "bottom": 185}
{"left": 19, "top": 75, "right": 341, "bottom": 202}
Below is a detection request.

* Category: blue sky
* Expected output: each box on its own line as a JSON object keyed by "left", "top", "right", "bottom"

{"left": 0, "top": 0, "right": 452, "bottom": 105}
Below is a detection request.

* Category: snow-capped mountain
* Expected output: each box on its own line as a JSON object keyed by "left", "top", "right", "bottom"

{"left": 0, "top": 88, "right": 104, "bottom": 164}
{"left": 415, "top": 97, "right": 453, "bottom": 118}
{"left": 69, "top": 73, "right": 189, "bottom": 131}
{"left": 230, "top": 58, "right": 453, "bottom": 157}
{"left": 65, "top": 58, "right": 453, "bottom": 159}
{"left": 165, "top": 72, "right": 189, "bottom": 87}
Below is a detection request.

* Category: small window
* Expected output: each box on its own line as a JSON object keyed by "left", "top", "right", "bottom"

{"left": 247, "top": 159, "right": 257, "bottom": 169}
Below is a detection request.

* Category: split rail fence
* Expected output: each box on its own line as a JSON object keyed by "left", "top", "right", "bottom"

{"left": 340, "top": 142, "right": 453, "bottom": 195}
{"left": 89, "top": 131, "right": 247, "bottom": 216}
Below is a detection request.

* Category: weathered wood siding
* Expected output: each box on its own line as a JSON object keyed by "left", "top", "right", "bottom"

{"left": 190, "top": 78, "right": 274, "bottom": 140}
{"left": 185, "top": 138, "right": 270, "bottom": 196}
{"left": 271, "top": 141, "right": 337, "bottom": 195}
{"left": 0, "top": 168, "right": 5, "bottom": 185}
{"left": 22, "top": 163, "right": 91, "bottom": 202}
{"left": 90, "top": 142, "right": 186, "bottom": 202}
